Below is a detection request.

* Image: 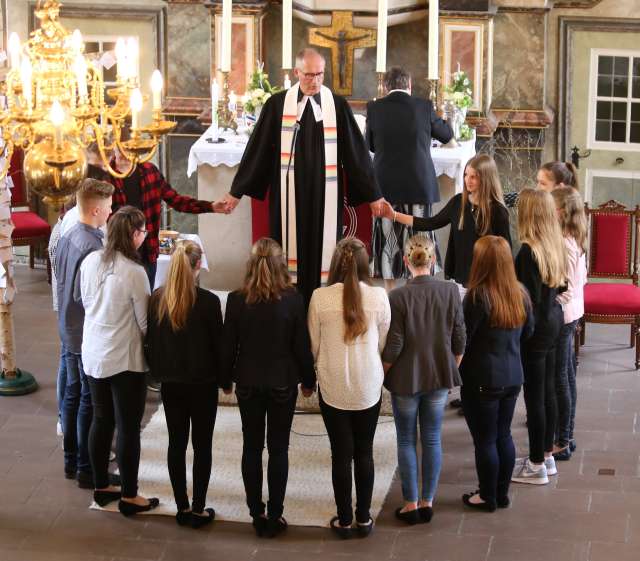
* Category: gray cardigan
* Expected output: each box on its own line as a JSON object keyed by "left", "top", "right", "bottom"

{"left": 382, "top": 275, "right": 466, "bottom": 396}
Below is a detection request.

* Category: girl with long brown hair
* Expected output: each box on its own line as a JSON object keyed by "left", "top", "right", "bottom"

{"left": 222, "top": 238, "right": 315, "bottom": 538}
{"left": 511, "top": 189, "right": 567, "bottom": 486}
{"left": 145, "top": 241, "right": 225, "bottom": 528}
{"left": 381, "top": 153, "right": 511, "bottom": 297}
{"left": 460, "top": 236, "right": 533, "bottom": 511}
{"left": 307, "top": 238, "right": 391, "bottom": 538}
{"left": 79, "top": 206, "right": 159, "bottom": 516}
{"left": 551, "top": 187, "right": 587, "bottom": 461}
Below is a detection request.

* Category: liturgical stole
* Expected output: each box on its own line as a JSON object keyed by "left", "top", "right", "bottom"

{"left": 280, "top": 83, "right": 338, "bottom": 283}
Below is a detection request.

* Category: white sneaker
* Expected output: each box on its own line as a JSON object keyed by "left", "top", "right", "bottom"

{"left": 545, "top": 455, "right": 558, "bottom": 476}
{"left": 511, "top": 459, "right": 549, "bottom": 485}
{"left": 56, "top": 420, "right": 63, "bottom": 437}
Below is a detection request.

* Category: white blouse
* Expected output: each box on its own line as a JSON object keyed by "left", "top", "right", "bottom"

{"left": 308, "top": 282, "right": 391, "bottom": 411}
{"left": 80, "top": 250, "right": 150, "bottom": 379}
{"left": 556, "top": 236, "right": 587, "bottom": 324}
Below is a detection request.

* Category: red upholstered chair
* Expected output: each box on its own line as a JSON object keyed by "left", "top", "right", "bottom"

{"left": 578, "top": 200, "right": 640, "bottom": 369}
{"left": 8, "top": 149, "right": 52, "bottom": 282}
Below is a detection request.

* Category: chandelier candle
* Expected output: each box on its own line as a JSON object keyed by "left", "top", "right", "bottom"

{"left": 151, "top": 70, "right": 163, "bottom": 112}
{"left": 8, "top": 33, "right": 20, "bottom": 70}
{"left": 130, "top": 88, "right": 143, "bottom": 130}
{"left": 20, "top": 58, "right": 33, "bottom": 111}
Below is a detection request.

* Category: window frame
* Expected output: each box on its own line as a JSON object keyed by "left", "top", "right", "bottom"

{"left": 587, "top": 48, "right": 640, "bottom": 152}
{"left": 83, "top": 35, "right": 137, "bottom": 88}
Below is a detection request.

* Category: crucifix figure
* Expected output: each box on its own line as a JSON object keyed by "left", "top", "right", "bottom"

{"left": 309, "top": 11, "right": 377, "bottom": 96}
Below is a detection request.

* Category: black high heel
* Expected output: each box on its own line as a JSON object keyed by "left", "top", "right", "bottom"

{"left": 191, "top": 508, "right": 215, "bottom": 529}
{"left": 118, "top": 498, "right": 160, "bottom": 516}
{"left": 93, "top": 490, "right": 121, "bottom": 507}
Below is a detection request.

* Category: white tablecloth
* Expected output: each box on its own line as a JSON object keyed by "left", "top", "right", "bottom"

{"left": 187, "top": 124, "right": 475, "bottom": 192}
{"left": 154, "top": 233, "right": 210, "bottom": 290}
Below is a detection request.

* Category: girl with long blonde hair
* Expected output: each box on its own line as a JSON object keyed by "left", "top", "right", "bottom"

{"left": 381, "top": 154, "right": 510, "bottom": 297}
{"left": 146, "top": 240, "right": 224, "bottom": 528}
{"left": 460, "top": 236, "right": 533, "bottom": 511}
{"left": 222, "top": 238, "right": 315, "bottom": 538}
{"left": 308, "top": 238, "right": 390, "bottom": 538}
{"left": 511, "top": 189, "right": 567, "bottom": 486}
{"left": 551, "top": 187, "right": 587, "bottom": 461}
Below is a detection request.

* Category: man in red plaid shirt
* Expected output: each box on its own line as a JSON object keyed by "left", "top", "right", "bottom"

{"left": 112, "top": 149, "right": 228, "bottom": 287}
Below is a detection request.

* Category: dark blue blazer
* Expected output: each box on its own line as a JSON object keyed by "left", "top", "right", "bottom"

{"left": 459, "top": 291, "right": 534, "bottom": 388}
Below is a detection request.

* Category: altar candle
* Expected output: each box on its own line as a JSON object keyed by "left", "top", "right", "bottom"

{"left": 284, "top": 73, "right": 291, "bottom": 89}
{"left": 376, "top": 0, "right": 388, "bottom": 73}
{"left": 130, "top": 88, "right": 143, "bottom": 130}
{"left": 221, "top": 0, "right": 232, "bottom": 72}
{"left": 8, "top": 33, "right": 21, "bottom": 70}
{"left": 74, "top": 55, "right": 88, "bottom": 102}
{"left": 115, "top": 38, "right": 127, "bottom": 82}
{"left": 20, "top": 57, "right": 32, "bottom": 110}
{"left": 282, "top": 0, "right": 292, "bottom": 69}
{"left": 151, "top": 70, "right": 163, "bottom": 111}
{"left": 428, "top": 0, "right": 439, "bottom": 80}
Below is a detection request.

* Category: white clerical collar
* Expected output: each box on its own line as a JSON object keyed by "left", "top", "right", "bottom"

{"left": 297, "top": 94, "right": 323, "bottom": 123}
{"left": 387, "top": 89, "right": 410, "bottom": 95}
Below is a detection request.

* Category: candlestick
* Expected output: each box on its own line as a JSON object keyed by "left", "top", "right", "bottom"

{"left": 428, "top": 0, "right": 439, "bottom": 80}
{"left": 284, "top": 73, "right": 292, "bottom": 89}
{"left": 151, "top": 70, "right": 163, "bottom": 111}
{"left": 218, "top": 71, "right": 238, "bottom": 133}
{"left": 282, "top": 0, "right": 293, "bottom": 69}
{"left": 376, "top": 0, "right": 388, "bottom": 73}
{"left": 130, "top": 87, "right": 143, "bottom": 130}
{"left": 221, "top": 0, "right": 232, "bottom": 72}
{"left": 50, "top": 101, "right": 64, "bottom": 151}
{"left": 20, "top": 57, "right": 33, "bottom": 111}
{"left": 8, "top": 33, "right": 21, "bottom": 70}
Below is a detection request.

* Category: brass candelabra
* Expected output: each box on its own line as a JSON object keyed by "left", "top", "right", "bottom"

{"left": 218, "top": 71, "right": 238, "bottom": 133}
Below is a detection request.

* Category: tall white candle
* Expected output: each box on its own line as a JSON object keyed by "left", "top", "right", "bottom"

{"left": 221, "top": 0, "right": 232, "bottom": 72}
{"left": 376, "top": 0, "right": 388, "bottom": 74}
{"left": 8, "top": 33, "right": 21, "bottom": 70}
{"left": 130, "top": 88, "right": 143, "bottom": 129}
{"left": 127, "top": 37, "right": 139, "bottom": 83}
{"left": 20, "top": 57, "right": 32, "bottom": 110}
{"left": 74, "top": 55, "right": 88, "bottom": 102}
{"left": 282, "top": 0, "right": 292, "bottom": 69}
{"left": 284, "top": 74, "right": 292, "bottom": 89}
{"left": 428, "top": 0, "right": 439, "bottom": 80}
{"left": 151, "top": 70, "right": 163, "bottom": 111}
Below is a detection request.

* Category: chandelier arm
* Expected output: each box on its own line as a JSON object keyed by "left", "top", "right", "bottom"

{"left": 86, "top": 121, "right": 136, "bottom": 179}
{"left": 136, "top": 144, "right": 158, "bottom": 165}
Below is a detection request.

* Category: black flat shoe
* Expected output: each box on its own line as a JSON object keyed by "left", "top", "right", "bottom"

{"left": 418, "top": 506, "right": 433, "bottom": 522}
{"left": 553, "top": 448, "right": 572, "bottom": 462}
{"left": 175, "top": 510, "right": 191, "bottom": 526}
{"left": 356, "top": 518, "right": 374, "bottom": 538}
{"left": 497, "top": 496, "right": 510, "bottom": 509}
{"left": 450, "top": 398, "right": 462, "bottom": 409}
{"left": 191, "top": 508, "right": 215, "bottom": 529}
{"left": 118, "top": 498, "right": 160, "bottom": 516}
{"left": 330, "top": 516, "right": 352, "bottom": 539}
{"left": 252, "top": 516, "right": 268, "bottom": 537}
{"left": 569, "top": 439, "right": 577, "bottom": 452}
{"left": 93, "top": 490, "right": 121, "bottom": 507}
{"left": 265, "top": 516, "right": 287, "bottom": 538}
{"left": 395, "top": 507, "right": 420, "bottom": 525}
{"left": 462, "top": 492, "right": 496, "bottom": 512}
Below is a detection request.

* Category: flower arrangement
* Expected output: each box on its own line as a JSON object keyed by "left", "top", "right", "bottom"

{"left": 458, "top": 123, "right": 474, "bottom": 142}
{"left": 443, "top": 69, "right": 473, "bottom": 110}
{"left": 243, "top": 62, "right": 281, "bottom": 114}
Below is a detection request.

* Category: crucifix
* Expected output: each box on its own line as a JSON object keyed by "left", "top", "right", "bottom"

{"left": 309, "top": 11, "right": 377, "bottom": 96}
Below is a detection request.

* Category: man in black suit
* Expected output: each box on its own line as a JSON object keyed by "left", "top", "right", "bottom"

{"left": 366, "top": 67, "right": 453, "bottom": 289}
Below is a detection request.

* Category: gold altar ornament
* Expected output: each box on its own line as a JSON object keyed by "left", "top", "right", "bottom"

{"left": 309, "top": 11, "right": 377, "bottom": 97}
{"left": 0, "top": 0, "right": 176, "bottom": 209}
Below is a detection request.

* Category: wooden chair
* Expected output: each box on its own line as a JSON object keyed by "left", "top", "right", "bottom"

{"left": 577, "top": 200, "right": 640, "bottom": 369}
{"left": 8, "top": 149, "right": 52, "bottom": 283}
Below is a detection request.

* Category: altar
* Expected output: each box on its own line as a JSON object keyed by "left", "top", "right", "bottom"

{"left": 189, "top": 123, "right": 476, "bottom": 291}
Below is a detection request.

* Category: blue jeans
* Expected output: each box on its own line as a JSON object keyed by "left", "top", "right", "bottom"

{"left": 462, "top": 385, "right": 520, "bottom": 506}
{"left": 391, "top": 388, "right": 449, "bottom": 502}
{"left": 57, "top": 344, "right": 69, "bottom": 419}
{"left": 62, "top": 352, "right": 93, "bottom": 474}
{"left": 555, "top": 320, "right": 578, "bottom": 447}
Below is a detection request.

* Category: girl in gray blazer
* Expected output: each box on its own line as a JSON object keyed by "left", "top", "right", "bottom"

{"left": 382, "top": 235, "right": 466, "bottom": 525}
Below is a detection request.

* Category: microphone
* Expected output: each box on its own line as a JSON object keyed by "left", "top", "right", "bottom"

{"left": 284, "top": 121, "right": 301, "bottom": 264}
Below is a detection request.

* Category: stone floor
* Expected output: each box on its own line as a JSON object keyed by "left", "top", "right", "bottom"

{"left": 1, "top": 266, "right": 640, "bottom": 561}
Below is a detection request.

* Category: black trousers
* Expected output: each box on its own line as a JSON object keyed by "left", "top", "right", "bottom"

{"left": 522, "top": 342, "right": 558, "bottom": 464}
{"left": 462, "top": 385, "right": 520, "bottom": 506}
{"left": 88, "top": 371, "right": 147, "bottom": 497}
{"left": 161, "top": 382, "right": 219, "bottom": 513}
{"left": 236, "top": 385, "right": 298, "bottom": 520}
{"left": 319, "top": 393, "right": 381, "bottom": 526}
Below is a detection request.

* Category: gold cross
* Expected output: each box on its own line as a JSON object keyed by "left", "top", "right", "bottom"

{"left": 309, "top": 11, "right": 377, "bottom": 96}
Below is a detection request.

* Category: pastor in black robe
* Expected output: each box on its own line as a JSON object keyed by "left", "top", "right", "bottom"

{"left": 230, "top": 88, "right": 381, "bottom": 304}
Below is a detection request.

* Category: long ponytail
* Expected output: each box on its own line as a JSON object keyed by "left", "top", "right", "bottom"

{"left": 155, "top": 241, "right": 201, "bottom": 331}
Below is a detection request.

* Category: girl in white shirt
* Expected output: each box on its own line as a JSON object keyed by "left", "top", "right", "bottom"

{"left": 80, "top": 206, "right": 158, "bottom": 516}
{"left": 308, "top": 238, "right": 390, "bottom": 539}
{"left": 551, "top": 187, "right": 587, "bottom": 461}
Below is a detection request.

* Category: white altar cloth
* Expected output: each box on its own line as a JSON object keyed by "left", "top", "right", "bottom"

{"left": 154, "top": 233, "right": 209, "bottom": 290}
{"left": 188, "top": 125, "right": 476, "bottom": 192}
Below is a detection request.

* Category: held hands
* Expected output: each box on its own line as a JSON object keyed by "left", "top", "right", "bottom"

{"left": 380, "top": 201, "right": 396, "bottom": 221}
{"left": 222, "top": 385, "right": 233, "bottom": 395}
{"left": 214, "top": 192, "right": 241, "bottom": 215}
{"left": 212, "top": 200, "right": 231, "bottom": 214}
{"left": 300, "top": 384, "right": 316, "bottom": 398}
{"left": 369, "top": 197, "right": 386, "bottom": 218}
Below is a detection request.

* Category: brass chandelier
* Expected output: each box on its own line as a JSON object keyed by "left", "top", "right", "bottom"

{"left": 0, "top": 0, "right": 176, "bottom": 208}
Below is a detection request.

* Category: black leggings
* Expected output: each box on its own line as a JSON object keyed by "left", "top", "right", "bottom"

{"left": 319, "top": 393, "right": 381, "bottom": 526}
{"left": 522, "top": 344, "right": 557, "bottom": 464}
{"left": 161, "top": 382, "right": 219, "bottom": 513}
{"left": 88, "top": 372, "right": 147, "bottom": 497}
{"left": 236, "top": 385, "right": 298, "bottom": 520}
